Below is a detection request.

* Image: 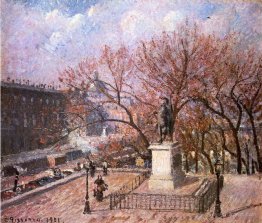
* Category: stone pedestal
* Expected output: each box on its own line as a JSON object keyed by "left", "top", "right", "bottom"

{"left": 148, "top": 142, "right": 185, "bottom": 190}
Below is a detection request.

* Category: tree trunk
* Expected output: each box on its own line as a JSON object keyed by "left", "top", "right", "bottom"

{"left": 232, "top": 130, "right": 242, "bottom": 174}
{"left": 201, "top": 151, "right": 214, "bottom": 174}
{"left": 196, "top": 98, "right": 243, "bottom": 174}
{"left": 200, "top": 132, "right": 214, "bottom": 174}
{"left": 249, "top": 114, "right": 262, "bottom": 173}
{"left": 132, "top": 124, "right": 150, "bottom": 148}
{"left": 251, "top": 159, "right": 256, "bottom": 174}
{"left": 244, "top": 144, "right": 250, "bottom": 175}
{"left": 220, "top": 128, "right": 246, "bottom": 174}
{"left": 170, "top": 108, "right": 178, "bottom": 142}
{"left": 185, "top": 153, "right": 189, "bottom": 173}
{"left": 195, "top": 149, "right": 198, "bottom": 174}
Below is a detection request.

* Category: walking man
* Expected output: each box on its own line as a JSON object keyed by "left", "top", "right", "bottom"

{"left": 102, "top": 161, "right": 108, "bottom": 176}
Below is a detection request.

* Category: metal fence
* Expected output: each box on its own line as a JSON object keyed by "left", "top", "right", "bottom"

{"left": 199, "top": 175, "right": 224, "bottom": 213}
{"left": 109, "top": 175, "right": 224, "bottom": 213}
{"left": 110, "top": 193, "right": 200, "bottom": 212}
{"left": 116, "top": 171, "right": 150, "bottom": 194}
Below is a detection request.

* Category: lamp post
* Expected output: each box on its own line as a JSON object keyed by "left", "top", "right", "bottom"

{"left": 83, "top": 164, "right": 91, "bottom": 214}
{"left": 13, "top": 169, "right": 20, "bottom": 192}
{"left": 214, "top": 157, "right": 222, "bottom": 218}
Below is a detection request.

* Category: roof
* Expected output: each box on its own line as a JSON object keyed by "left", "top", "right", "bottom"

{"left": 1, "top": 81, "right": 64, "bottom": 94}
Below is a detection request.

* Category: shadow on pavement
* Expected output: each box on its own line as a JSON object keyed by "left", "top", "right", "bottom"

{"left": 222, "top": 202, "right": 262, "bottom": 218}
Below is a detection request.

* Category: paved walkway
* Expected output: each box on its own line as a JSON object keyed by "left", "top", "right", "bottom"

{"left": 1, "top": 174, "right": 262, "bottom": 223}
{"left": 1, "top": 172, "right": 139, "bottom": 223}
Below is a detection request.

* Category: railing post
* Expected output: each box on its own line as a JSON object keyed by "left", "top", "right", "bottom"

{"left": 113, "top": 193, "right": 116, "bottom": 208}
{"left": 119, "top": 194, "right": 123, "bottom": 209}
{"left": 127, "top": 194, "right": 130, "bottom": 209}
{"left": 198, "top": 196, "right": 204, "bottom": 213}
{"left": 149, "top": 195, "right": 151, "bottom": 210}
{"left": 110, "top": 194, "right": 113, "bottom": 210}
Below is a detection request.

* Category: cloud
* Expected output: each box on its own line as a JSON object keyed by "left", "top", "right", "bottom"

{"left": 1, "top": 0, "right": 262, "bottom": 82}
{"left": 120, "top": 10, "right": 159, "bottom": 42}
{"left": 162, "top": 10, "right": 185, "bottom": 32}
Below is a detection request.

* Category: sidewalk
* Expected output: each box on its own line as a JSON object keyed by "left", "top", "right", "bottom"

{"left": 1, "top": 174, "right": 261, "bottom": 223}
{"left": 1, "top": 163, "right": 150, "bottom": 192}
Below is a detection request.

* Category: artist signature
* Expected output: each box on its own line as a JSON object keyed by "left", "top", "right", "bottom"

{"left": 3, "top": 217, "right": 64, "bottom": 223}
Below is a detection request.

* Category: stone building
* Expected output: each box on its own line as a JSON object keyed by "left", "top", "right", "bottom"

{"left": 1, "top": 81, "right": 67, "bottom": 156}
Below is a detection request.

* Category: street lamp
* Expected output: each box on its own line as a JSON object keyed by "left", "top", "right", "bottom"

{"left": 83, "top": 164, "right": 91, "bottom": 214}
{"left": 214, "top": 157, "right": 222, "bottom": 218}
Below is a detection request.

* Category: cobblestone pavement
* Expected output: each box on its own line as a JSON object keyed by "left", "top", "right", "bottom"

{"left": 1, "top": 174, "right": 262, "bottom": 223}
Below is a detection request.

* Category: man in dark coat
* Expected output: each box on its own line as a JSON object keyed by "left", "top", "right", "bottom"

{"left": 94, "top": 175, "right": 108, "bottom": 201}
{"left": 89, "top": 161, "right": 96, "bottom": 178}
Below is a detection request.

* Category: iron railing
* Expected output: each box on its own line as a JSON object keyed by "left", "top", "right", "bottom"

{"left": 109, "top": 175, "right": 224, "bottom": 213}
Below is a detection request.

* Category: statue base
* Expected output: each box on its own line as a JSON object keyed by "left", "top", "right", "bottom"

{"left": 148, "top": 175, "right": 174, "bottom": 190}
{"left": 148, "top": 141, "right": 185, "bottom": 190}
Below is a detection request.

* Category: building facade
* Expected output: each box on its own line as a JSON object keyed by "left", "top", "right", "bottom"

{"left": 1, "top": 81, "right": 67, "bottom": 156}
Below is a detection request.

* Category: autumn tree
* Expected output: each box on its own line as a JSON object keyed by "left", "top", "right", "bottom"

{"left": 59, "top": 46, "right": 151, "bottom": 158}
{"left": 192, "top": 40, "right": 262, "bottom": 174}
{"left": 177, "top": 105, "right": 216, "bottom": 174}
{"left": 234, "top": 52, "right": 262, "bottom": 172}
{"left": 134, "top": 22, "right": 220, "bottom": 140}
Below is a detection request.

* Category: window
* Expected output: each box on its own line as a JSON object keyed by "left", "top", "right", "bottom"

{"left": 32, "top": 114, "right": 36, "bottom": 126}
{"left": 23, "top": 113, "right": 27, "bottom": 127}
{"left": 22, "top": 96, "right": 26, "bottom": 102}
{"left": 46, "top": 99, "right": 49, "bottom": 104}
{"left": 13, "top": 95, "right": 17, "bottom": 100}
{"left": 11, "top": 111, "right": 19, "bottom": 126}
{"left": 31, "top": 97, "right": 34, "bottom": 103}
{"left": 57, "top": 100, "right": 60, "bottom": 106}
{"left": 40, "top": 98, "right": 43, "bottom": 104}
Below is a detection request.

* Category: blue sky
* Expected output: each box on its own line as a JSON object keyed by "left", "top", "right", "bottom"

{"left": 2, "top": 0, "right": 262, "bottom": 82}
{"left": 15, "top": 0, "right": 100, "bottom": 15}
{"left": 14, "top": 0, "right": 224, "bottom": 19}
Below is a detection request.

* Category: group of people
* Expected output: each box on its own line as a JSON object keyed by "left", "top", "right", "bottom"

{"left": 74, "top": 158, "right": 108, "bottom": 177}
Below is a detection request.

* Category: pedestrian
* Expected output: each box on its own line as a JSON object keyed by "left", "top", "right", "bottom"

{"left": 89, "top": 161, "right": 96, "bottom": 178}
{"left": 102, "top": 161, "right": 108, "bottom": 176}
{"left": 94, "top": 175, "right": 108, "bottom": 202}
{"left": 74, "top": 162, "right": 82, "bottom": 171}
{"left": 53, "top": 168, "right": 64, "bottom": 179}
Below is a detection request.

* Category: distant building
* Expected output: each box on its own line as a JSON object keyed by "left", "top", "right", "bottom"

{"left": 85, "top": 73, "right": 109, "bottom": 136}
{"left": 1, "top": 81, "right": 67, "bottom": 156}
{"left": 85, "top": 72, "right": 136, "bottom": 136}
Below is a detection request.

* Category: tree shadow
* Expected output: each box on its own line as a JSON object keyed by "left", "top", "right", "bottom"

{"left": 175, "top": 175, "right": 199, "bottom": 187}
{"left": 222, "top": 202, "right": 262, "bottom": 218}
{"left": 89, "top": 208, "right": 110, "bottom": 213}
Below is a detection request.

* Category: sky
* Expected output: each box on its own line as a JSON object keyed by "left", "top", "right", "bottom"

{"left": 1, "top": 0, "right": 262, "bottom": 83}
